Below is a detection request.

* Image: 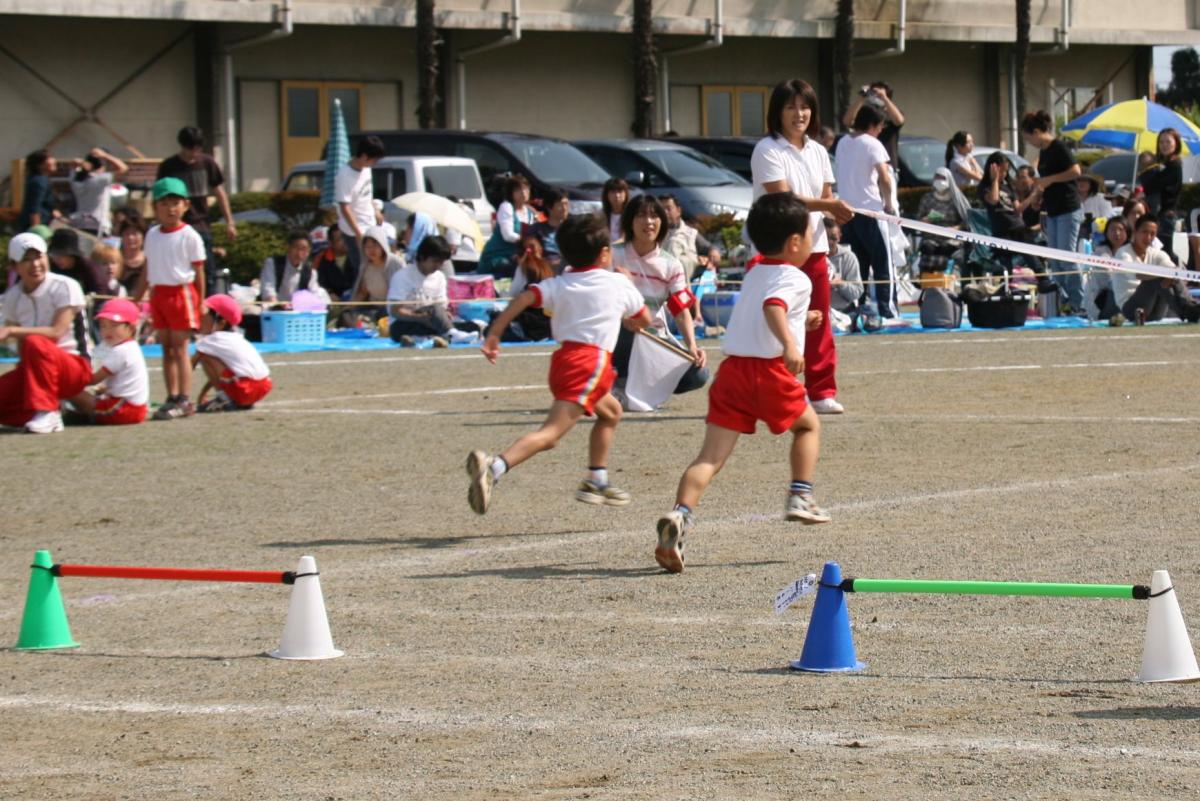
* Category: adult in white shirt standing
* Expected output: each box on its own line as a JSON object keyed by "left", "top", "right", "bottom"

{"left": 750, "top": 79, "right": 853, "bottom": 414}
{"left": 835, "top": 103, "right": 898, "bottom": 318}
{"left": 335, "top": 136, "right": 385, "bottom": 278}
{"left": 70, "top": 147, "right": 128, "bottom": 235}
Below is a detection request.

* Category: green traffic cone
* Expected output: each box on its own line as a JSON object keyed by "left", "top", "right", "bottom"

{"left": 15, "top": 550, "right": 78, "bottom": 650}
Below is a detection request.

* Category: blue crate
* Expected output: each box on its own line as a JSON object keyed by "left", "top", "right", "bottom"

{"left": 261, "top": 311, "right": 326, "bottom": 346}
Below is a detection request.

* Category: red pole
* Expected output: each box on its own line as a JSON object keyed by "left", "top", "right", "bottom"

{"left": 54, "top": 564, "right": 291, "bottom": 584}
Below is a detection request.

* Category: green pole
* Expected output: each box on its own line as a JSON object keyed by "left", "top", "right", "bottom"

{"left": 843, "top": 578, "right": 1149, "bottom": 600}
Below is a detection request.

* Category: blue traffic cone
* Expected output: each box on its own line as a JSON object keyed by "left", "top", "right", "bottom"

{"left": 790, "top": 561, "right": 865, "bottom": 672}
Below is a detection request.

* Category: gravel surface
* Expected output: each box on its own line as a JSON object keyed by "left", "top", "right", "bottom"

{"left": 2, "top": 326, "right": 1199, "bottom": 799}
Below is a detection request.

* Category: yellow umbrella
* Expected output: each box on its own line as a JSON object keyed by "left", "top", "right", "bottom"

{"left": 390, "top": 192, "right": 483, "bottom": 243}
{"left": 1061, "top": 98, "right": 1200, "bottom": 154}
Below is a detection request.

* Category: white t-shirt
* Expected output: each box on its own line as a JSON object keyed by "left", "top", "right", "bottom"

{"left": 195, "top": 330, "right": 270, "bottom": 380}
{"left": 834, "top": 133, "right": 889, "bottom": 211}
{"left": 335, "top": 164, "right": 375, "bottom": 238}
{"left": 144, "top": 223, "right": 206, "bottom": 286}
{"left": 610, "top": 244, "right": 690, "bottom": 325}
{"left": 387, "top": 264, "right": 448, "bottom": 321}
{"left": 949, "top": 152, "right": 979, "bottom": 188}
{"left": 70, "top": 171, "right": 115, "bottom": 234}
{"left": 722, "top": 260, "right": 813, "bottom": 359}
{"left": 528, "top": 268, "right": 646, "bottom": 352}
{"left": 101, "top": 339, "right": 149, "bottom": 406}
{"left": 1, "top": 272, "right": 89, "bottom": 356}
{"left": 750, "top": 135, "right": 835, "bottom": 253}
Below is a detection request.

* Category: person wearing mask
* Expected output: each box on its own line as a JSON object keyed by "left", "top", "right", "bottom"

{"left": 917, "top": 168, "right": 971, "bottom": 229}
{"left": 1021, "top": 110, "right": 1083, "bottom": 312}
{"left": 1138, "top": 128, "right": 1184, "bottom": 262}
{"left": 18, "top": 150, "right": 61, "bottom": 231}
{"left": 945, "top": 131, "right": 983, "bottom": 188}
{"left": 69, "top": 147, "right": 128, "bottom": 235}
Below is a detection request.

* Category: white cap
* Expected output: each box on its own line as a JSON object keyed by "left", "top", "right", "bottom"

{"left": 8, "top": 232, "right": 47, "bottom": 262}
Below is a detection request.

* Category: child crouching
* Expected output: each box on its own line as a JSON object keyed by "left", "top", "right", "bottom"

{"left": 192, "top": 294, "right": 272, "bottom": 412}
{"left": 655, "top": 193, "right": 829, "bottom": 574}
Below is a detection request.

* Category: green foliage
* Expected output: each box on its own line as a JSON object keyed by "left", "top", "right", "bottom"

{"left": 1158, "top": 48, "right": 1200, "bottom": 110}
{"left": 228, "top": 191, "right": 333, "bottom": 230}
{"left": 228, "top": 192, "right": 272, "bottom": 214}
{"left": 211, "top": 222, "right": 288, "bottom": 286}
{"left": 694, "top": 212, "right": 743, "bottom": 261}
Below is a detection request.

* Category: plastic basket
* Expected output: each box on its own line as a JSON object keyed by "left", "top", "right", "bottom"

{"left": 261, "top": 311, "right": 326, "bottom": 346}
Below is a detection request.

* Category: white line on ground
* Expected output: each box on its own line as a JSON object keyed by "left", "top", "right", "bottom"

{"left": 862, "top": 413, "right": 1200, "bottom": 425}
{"left": 259, "top": 384, "right": 543, "bottom": 407}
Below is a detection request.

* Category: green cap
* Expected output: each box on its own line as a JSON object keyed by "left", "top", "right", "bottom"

{"left": 153, "top": 176, "right": 189, "bottom": 201}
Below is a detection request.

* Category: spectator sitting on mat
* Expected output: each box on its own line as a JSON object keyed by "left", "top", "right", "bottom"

{"left": 526, "top": 188, "right": 569, "bottom": 274}
{"left": 916, "top": 168, "right": 969, "bottom": 229}
{"left": 823, "top": 219, "right": 864, "bottom": 332}
{"left": 1077, "top": 173, "right": 1114, "bottom": 221}
{"left": 89, "top": 242, "right": 127, "bottom": 299}
{"left": 1116, "top": 214, "right": 1200, "bottom": 324}
{"left": 1086, "top": 217, "right": 1130, "bottom": 321}
{"left": 350, "top": 225, "right": 403, "bottom": 323}
{"left": 387, "top": 235, "right": 479, "bottom": 347}
{"left": 315, "top": 226, "right": 356, "bottom": 301}
{"left": 497, "top": 231, "right": 554, "bottom": 342}
{"left": 192, "top": 294, "right": 273, "bottom": 412}
{"left": 118, "top": 217, "right": 148, "bottom": 295}
{"left": 260, "top": 230, "right": 320, "bottom": 305}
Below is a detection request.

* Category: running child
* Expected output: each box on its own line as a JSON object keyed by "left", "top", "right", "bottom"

{"left": 131, "top": 177, "right": 206, "bottom": 420}
{"left": 69, "top": 298, "right": 149, "bottom": 425}
{"left": 466, "top": 214, "right": 652, "bottom": 515}
{"left": 191, "top": 294, "right": 273, "bottom": 412}
{"left": 655, "top": 192, "right": 829, "bottom": 574}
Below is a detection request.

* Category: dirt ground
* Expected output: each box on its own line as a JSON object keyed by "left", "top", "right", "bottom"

{"left": 2, "top": 326, "right": 1200, "bottom": 800}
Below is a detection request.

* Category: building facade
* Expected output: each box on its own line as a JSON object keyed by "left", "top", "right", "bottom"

{"left": 3, "top": 1, "right": 1199, "bottom": 194}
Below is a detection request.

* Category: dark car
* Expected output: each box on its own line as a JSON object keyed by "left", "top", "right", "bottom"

{"left": 357, "top": 130, "right": 610, "bottom": 214}
{"left": 574, "top": 139, "right": 752, "bottom": 220}
{"left": 661, "top": 136, "right": 761, "bottom": 181}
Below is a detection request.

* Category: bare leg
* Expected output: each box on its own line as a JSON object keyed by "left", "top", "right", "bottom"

{"left": 674, "top": 424, "right": 741, "bottom": 510}
{"left": 587, "top": 393, "right": 622, "bottom": 469}
{"left": 499, "top": 400, "right": 584, "bottom": 470}
{"left": 788, "top": 405, "right": 821, "bottom": 482}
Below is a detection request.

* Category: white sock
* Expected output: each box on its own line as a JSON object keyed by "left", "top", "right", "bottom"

{"left": 588, "top": 467, "right": 608, "bottom": 487}
{"left": 490, "top": 457, "right": 508, "bottom": 481}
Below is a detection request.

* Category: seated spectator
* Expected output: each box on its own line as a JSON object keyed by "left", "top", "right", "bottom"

{"left": 500, "top": 231, "right": 554, "bottom": 341}
{"left": 610, "top": 194, "right": 708, "bottom": 400}
{"left": 978, "top": 153, "right": 1055, "bottom": 292}
{"left": 1086, "top": 217, "right": 1130, "bottom": 320}
{"left": 350, "top": 225, "right": 402, "bottom": 322}
{"left": 260, "top": 230, "right": 319, "bottom": 304}
{"left": 405, "top": 210, "right": 437, "bottom": 264}
{"left": 824, "top": 219, "right": 864, "bottom": 330}
{"left": 1014, "top": 165, "right": 1043, "bottom": 234}
{"left": 917, "top": 168, "right": 970, "bottom": 229}
{"left": 18, "top": 150, "right": 61, "bottom": 231}
{"left": 1119, "top": 198, "right": 1165, "bottom": 253}
{"left": 387, "top": 235, "right": 477, "bottom": 346}
{"left": 602, "top": 177, "right": 630, "bottom": 244}
{"left": 89, "top": 242, "right": 127, "bottom": 298}
{"left": 945, "top": 131, "right": 983, "bottom": 188}
{"left": 0, "top": 233, "right": 93, "bottom": 434}
{"left": 526, "top": 188, "right": 569, "bottom": 273}
{"left": 661, "top": 194, "right": 716, "bottom": 280}
{"left": 68, "top": 298, "right": 148, "bottom": 425}
{"left": 47, "top": 228, "right": 108, "bottom": 296}
{"left": 479, "top": 175, "right": 537, "bottom": 277}
{"left": 1116, "top": 214, "right": 1200, "bottom": 324}
{"left": 118, "top": 217, "right": 148, "bottom": 294}
{"left": 1077, "top": 173, "right": 1114, "bottom": 220}
{"left": 69, "top": 148, "right": 128, "bottom": 235}
{"left": 315, "top": 226, "right": 357, "bottom": 300}
{"left": 193, "top": 294, "right": 273, "bottom": 411}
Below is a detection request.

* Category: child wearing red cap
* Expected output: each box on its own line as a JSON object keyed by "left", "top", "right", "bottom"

{"left": 69, "top": 298, "right": 149, "bottom": 425}
{"left": 192, "top": 294, "right": 272, "bottom": 412}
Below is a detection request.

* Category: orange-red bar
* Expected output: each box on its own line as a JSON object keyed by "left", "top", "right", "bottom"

{"left": 54, "top": 564, "right": 289, "bottom": 584}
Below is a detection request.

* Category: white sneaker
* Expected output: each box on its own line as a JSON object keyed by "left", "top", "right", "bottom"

{"left": 811, "top": 397, "right": 845, "bottom": 415}
{"left": 447, "top": 328, "right": 480, "bottom": 345}
{"left": 25, "top": 410, "right": 64, "bottom": 434}
{"left": 785, "top": 492, "right": 831, "bottom": 524}
{"left": 466, "top": 450, "right": 495, "bottom": 515}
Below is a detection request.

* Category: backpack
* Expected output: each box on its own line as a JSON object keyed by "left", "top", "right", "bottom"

{"left": 919, "top": 287, "right": 963, "bottom": 329}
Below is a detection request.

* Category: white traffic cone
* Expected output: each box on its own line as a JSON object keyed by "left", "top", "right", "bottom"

{"left": 1137, "top": 570, "right": 1199, "bottom": 683}
{"left": 269, "top": 556, "right": 343, "bottom": 660}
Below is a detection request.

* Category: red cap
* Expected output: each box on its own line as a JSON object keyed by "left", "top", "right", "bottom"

{"left": 203, "top": 294, "right": 243, "bottom": 326}
{"left": 95, "top": 298, "right": 141, "bottom": 325}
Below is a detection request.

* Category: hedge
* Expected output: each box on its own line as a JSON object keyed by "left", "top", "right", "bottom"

{"left": 211, "top": 221, "right": 289, "bottom": 286}
{"left": 229, "top": 190, "right": 334, "bottom": 230}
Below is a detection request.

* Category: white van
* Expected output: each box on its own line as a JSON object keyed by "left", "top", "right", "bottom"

{"left": 282, "top": 156, "right": 494, "bottom": 261}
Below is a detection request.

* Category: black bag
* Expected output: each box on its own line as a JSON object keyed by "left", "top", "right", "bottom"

{"left": 918, "top": 287, "right": 963, "bottom": 329}
{"left": 966, "top": 289, "right": 1031, "bottom": 328}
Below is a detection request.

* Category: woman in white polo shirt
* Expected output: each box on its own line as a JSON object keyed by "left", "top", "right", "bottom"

{"left": 750, "top": 79, "right": 854, "bottom": 415}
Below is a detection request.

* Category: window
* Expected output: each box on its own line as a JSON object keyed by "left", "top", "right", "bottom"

{"left": 701, "top": 86, "right": 768, "bottom": 136}
{"left": 424, "top": 165, "right": 483, "bottom": 200}
{"left": 374, "top": 168, "right": 407, "bottom": 201}
{"left": 280, "top": 81, "right": 365, "bottom": 175}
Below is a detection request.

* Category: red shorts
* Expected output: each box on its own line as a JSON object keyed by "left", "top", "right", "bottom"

{"left": 219, "top": 370, "right": 273, "bottom": 408}
{"left": 706, "top": 355, "right": 808, "bottom": 435}
{"left": 94, "top": 395, "right": 148, "bottom": 425}
{"left": 150, "top": 284, "right": 201, "bottom": 331}
{"left": 548, "top": 342, "right": 614, "bottom": 416}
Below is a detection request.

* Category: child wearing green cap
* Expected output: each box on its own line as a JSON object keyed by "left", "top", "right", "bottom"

{"left": 131, "top": 177, "right": 206, "bottom": 420}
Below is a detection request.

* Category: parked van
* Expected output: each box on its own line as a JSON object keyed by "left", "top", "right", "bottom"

{"left": 281, "top": 156, "right": 494, "bottom": 251}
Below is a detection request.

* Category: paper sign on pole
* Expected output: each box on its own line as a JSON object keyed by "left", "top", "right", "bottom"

{"left": 773, "top": 573, "right": 817, "bottom": 615}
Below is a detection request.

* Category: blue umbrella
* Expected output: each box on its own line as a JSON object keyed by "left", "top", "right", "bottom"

{"left": 1061, "top": 98, "right": 1200, "bottom": 154}
{"left": 320, "top": 98, "right": 351, "bottom": 207}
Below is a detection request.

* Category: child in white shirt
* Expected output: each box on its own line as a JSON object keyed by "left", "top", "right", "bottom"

{"left": 192, "top": 294, "right": 272, "bottom": 411}
{"left": 70, "top": 298, "right": 148, "bottom": 425}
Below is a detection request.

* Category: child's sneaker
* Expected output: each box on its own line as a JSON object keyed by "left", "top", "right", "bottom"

{"left": 654, "top": 510, "right": 689, "bottom": 573}
{"left": 198, "top": 392, "right": 235, "bottom": 413}
{"left": 575, "top": 480, "right": 631, "bottom": 507}
{"left": 24, "top": 410, "right": 64, "bottom": 434}
{"left": 151, "top": 398, "right": 178, "bottom": 420}
{"left": 785, "top": 492, "right": 831, "bottom": 524}
{"left": 466, "top": 450, "right": 495, "bottom": 515}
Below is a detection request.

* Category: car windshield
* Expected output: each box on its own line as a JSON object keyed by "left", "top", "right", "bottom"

{"left": 284, "top": 170, "right": 323, "bottom": 192}
{"left": 1090, "top": 154, "right": 1135, "bottom": 184}
{"left": 637, "top": 147, "right": 748, "bottom": 187}
{"left": 898, "top": 139, "right": 943, "bottom": 184}
{"left": 424, "top": 165, "right": 482, "bottom": 199}
{"left": 499, "top": 138, "right": 611, "bottom": 186}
